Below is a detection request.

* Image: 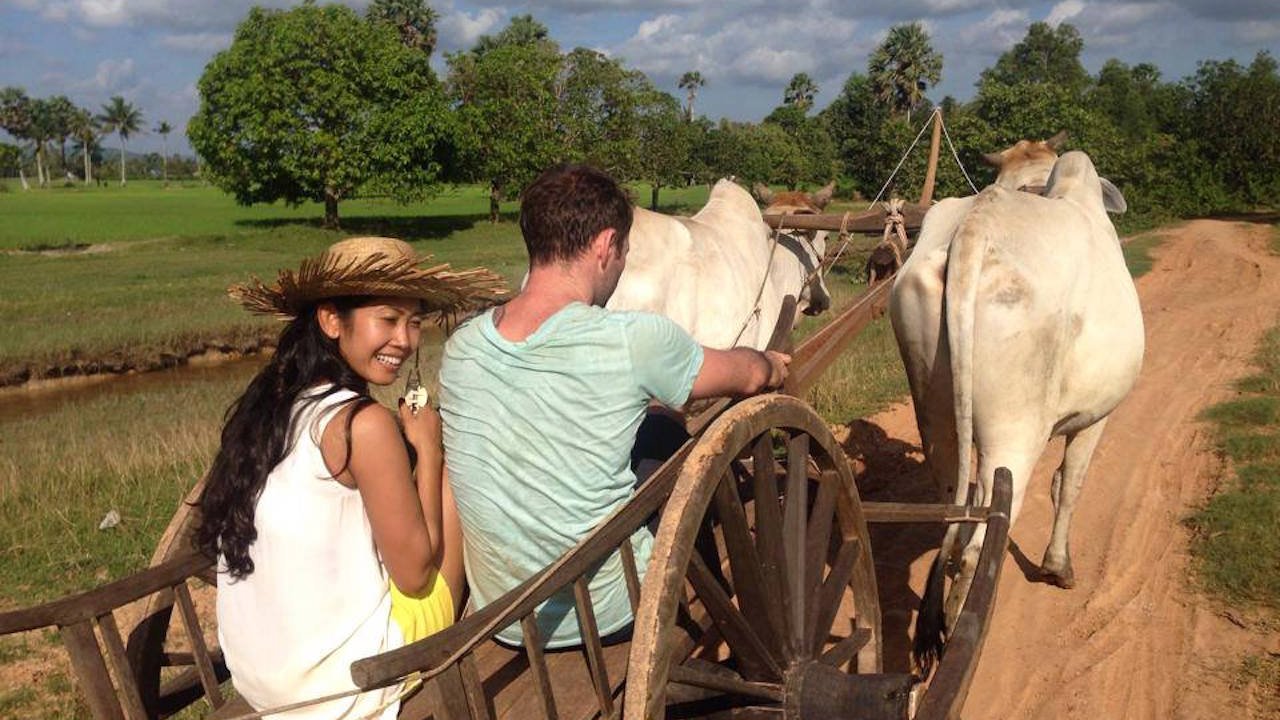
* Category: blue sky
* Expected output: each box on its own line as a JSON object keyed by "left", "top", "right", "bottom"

{"left": 0, "top": 0, "right": 1275, "bottom": 155}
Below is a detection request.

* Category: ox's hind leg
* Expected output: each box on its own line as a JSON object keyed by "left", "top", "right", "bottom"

{"left": 1040, "top": 419, "right": 1108, "bottom": 589}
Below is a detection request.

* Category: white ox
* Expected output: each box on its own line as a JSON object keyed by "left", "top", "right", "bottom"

{"left": 606, "top": 179, "right": 832, "bottom": 350}
{"left": 889, "top": 151, "right": 1144, "bottom": 656}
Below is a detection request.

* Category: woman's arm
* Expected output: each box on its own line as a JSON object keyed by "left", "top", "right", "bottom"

{"left": 322, "top": 402, "right": 443, "bottom": 595}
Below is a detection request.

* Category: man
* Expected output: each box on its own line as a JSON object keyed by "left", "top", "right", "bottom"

{"left": 439, "top": 164, "right": 789, "bottom": 648}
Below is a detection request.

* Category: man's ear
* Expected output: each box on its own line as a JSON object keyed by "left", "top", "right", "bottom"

{"left": 316, "top": 302, "right": 343, "bottom": 340}
{"left": 591, "top": 228, "right": 617, "bottom": 266}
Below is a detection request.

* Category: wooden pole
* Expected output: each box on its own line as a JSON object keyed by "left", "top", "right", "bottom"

{"left": 919, "top": 108, "right": 943, "bottom": 206}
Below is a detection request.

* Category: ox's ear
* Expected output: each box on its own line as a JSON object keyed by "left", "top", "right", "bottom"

{"left": 753, "top": 182, "right": 774, "bottom": 205}
{"left": 1045, "top": 130, "right": 1069, "bottom": 151}
{"left": 1099, "top": 177, "right": 1127, "bottom": 215}
{"left": 812, "top": 181, "right": 835, "bottom": 209}
{"left": 981, "top": 152, "right": 1004, "bottom": 168}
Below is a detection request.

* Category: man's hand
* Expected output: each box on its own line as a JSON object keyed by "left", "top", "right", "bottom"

{"left": 763, "top": 350, "right": 791, "bottom": 389}
{"left": 690, "top": 347, "right": 792, "bottom": 400}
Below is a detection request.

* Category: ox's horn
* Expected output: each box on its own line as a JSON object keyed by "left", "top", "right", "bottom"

{"left": 981, "top": 152, "right": 1005, "bottom": 168}
{"left": 1046, "top": 130, "right": 1069, "bottom": 151}
{"left": 753, "top": 182, "right": 774, "bottom": 205}
{"left": 812, "top": 180, "right": 836, "bottom": 209}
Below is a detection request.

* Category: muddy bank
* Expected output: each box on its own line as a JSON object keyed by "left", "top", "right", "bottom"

{"left": 0, "top": 332, "right": 277, "bottom": 390}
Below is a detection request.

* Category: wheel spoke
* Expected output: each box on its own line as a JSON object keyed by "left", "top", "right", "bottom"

{"left": 669, "top": 663, "right": 784, "bottom": 702}
{"left": 687, "top": 550, "right": 782, "bottom": 680}
{"left": 818, "top": 628, "right": 872, "bottom": 669}
{"left": 713, "top": 468, "right": 783, "bottom": 657}
{"left": 746, "top": 432, "right": 790, "bottom": 657}
{"left": 804, "top": 471, "right": 839, "bottom": 623}
{"left": 782, "top": 432, "right": 810, "bottom": 654}
{"left": 809, "top": 537, "right": 862, "bottom": 655}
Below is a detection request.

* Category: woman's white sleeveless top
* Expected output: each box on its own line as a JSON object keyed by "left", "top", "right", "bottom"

{"left": 217, "top": 387, "right": 404, "bottom": 719}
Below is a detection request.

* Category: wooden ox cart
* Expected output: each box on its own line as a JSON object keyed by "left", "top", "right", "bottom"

{"left": 0, "top": 115, "right": 1015, "bottom": 720}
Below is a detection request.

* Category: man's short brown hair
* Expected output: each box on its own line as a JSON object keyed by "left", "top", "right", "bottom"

{"left": 519, "top": 164, "right": 633, "bottom": 266}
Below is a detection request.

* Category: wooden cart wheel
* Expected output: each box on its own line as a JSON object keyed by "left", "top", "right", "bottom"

{"left": 627, "top": 395, "right": 902, "bottom": 720}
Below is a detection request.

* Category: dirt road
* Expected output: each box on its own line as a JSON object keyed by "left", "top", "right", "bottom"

{"left": 846, "top": 219, "right": 1280, "bottom": 719}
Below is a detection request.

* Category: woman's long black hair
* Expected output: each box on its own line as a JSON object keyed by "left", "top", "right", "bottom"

{"left": 196, "top": 297, "right": 376, "bottom": 579}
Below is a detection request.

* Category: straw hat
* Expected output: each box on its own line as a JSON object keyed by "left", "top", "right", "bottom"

{"left": 229, "top": 236, "right": 507, "bottom": 321}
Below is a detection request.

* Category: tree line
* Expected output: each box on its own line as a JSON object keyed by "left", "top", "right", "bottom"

{"left": 0, "top": 90, "right": 188, "bottom": 188}
{"left": 5, "top": 0, "right": 1277, "bottom": 231}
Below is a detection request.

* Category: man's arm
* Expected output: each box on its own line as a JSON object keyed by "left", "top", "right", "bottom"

{"left": 689, "top": 348, "right": 790, "bottom": 401}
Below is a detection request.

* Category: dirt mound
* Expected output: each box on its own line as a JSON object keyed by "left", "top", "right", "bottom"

{"left": 848, "top": 220, "right": 1280, "bottom": 718}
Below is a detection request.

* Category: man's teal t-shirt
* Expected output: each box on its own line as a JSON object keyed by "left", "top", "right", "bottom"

{"left": 439, "top": 303, "right": 703, "bottom": 647}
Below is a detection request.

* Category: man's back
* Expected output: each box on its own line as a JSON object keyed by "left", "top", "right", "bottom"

{"left": 439, "top": 302, "right": 702, "bottom": 647}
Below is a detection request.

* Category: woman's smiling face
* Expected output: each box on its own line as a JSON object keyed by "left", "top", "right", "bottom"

{"left": 319, "top": 297, "right": 425, "bottom": 386}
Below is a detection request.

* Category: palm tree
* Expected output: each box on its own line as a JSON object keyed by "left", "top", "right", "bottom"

{"left": 70, "top": 108, "right": 99, "bottom": 185}
{"left": 678, "top": 70, "right": 705, "bottom": 121}
{"left": 97, "top": 96, "right": 143, "bottom": 186}
{"left": 155, "top": 121, "right": 172, "bottom": 185}
{"left": 868, "top": 22, "right": 943, "bottom": 123}
{"left": 784, "top": 72, "right": 819, "bottom": 112}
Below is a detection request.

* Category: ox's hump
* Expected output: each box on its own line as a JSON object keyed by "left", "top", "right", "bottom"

{"left": 1045, "top": 151, "right": 1127, "bottom": 215}
{"left": 695, "top": 178, "right": 764, "bottom": 225}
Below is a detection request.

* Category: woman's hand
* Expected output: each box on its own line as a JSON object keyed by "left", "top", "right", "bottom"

{"left": 399, "top": 400, "right": 443, "bottom": 460}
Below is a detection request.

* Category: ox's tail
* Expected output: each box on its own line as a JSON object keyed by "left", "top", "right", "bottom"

{"left": 912, "top": 193, "right": 993, "bottom": 677}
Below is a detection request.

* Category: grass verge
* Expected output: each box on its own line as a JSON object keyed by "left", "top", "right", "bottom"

{"left": 1188, "top": 324, "right": 1280, "bottom": 610}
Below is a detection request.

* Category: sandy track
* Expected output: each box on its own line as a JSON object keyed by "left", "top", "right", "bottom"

{"left": 845, "top": 219, "right": 1280, "bottom": 719}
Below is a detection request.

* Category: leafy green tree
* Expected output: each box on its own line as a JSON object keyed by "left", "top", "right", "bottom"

{"left": 868, "top": 22, "right": 942, "bottom": 122}
{"left": 446, "top": 17, "right": 562, "bottom": 222}
{"left": 558, "top": 48, "right": 646, "bottom": 178}
{"left": 45, "top": 95, "right": 77, "bottom": 176}
{"left": 1183, "top": 51, "right": 1280, "bottom": 208}
{"left": 155, "top": 121, "right": 172, "bottom": 184}
{"left": 678, "top": 70, "right": 706, "bottom": 120}
{"left": 973, "top": 23, "right": 1095, "bottom": 151}
{"left": 189, "top": 4, "right": 451, "bottom": 228}
{"left": 366, "top": 0, "right": 438, "bottom": 56}
{"left": 784, "top": 72, "right": 818, "bottom": 112}
{"left": 97, "top": 96, "right": 143, "bottom": 186}
{"left": 763, "top": 103, "right": 837, "bottom": 188}
{"left": 70, "top": 108, "right": 99, "bottom": 184}
{"left": 820, "top": 72, "right": 890, "bottom": 196}
{"left": 0, "top": 142, "right": 20, "bottom": 179}
{"left": 28, "top": 97, "right": 56, "bottom": 186}
{"left": 1, "top": 87, "right": 33, "bottom": 189}
{"left": 980, "top": 22, "right": 1089, "bottom": 92}
{"left": 633, "top": 87, "right": 689, "bottom": 208}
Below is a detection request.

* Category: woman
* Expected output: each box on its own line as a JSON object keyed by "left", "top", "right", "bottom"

{"left": 197, "top": 236, "right": 504, "bottom": 718}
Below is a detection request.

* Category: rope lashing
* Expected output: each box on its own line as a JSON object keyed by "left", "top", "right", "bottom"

{"left": 731, "top": 211, "right": 787, "bottom": 347}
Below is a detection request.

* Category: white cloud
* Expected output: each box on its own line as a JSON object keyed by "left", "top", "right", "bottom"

{"left": 158, "top": 32, "right": 231, "bottom": 52}
{"left": 1046, "top": 0, "right": 1085, "bottom": 25}
{"left": 1236, "top": 19, "right": 1280, "bottom": 43}
{"left": 92, "top": 57, "right": 136, "bottom": 91}
{"left": 612, "top": 6, "right": 860, "bottom": 95}
{"left": 26, "top": 0, "right": 298, "bottom": 31}
{"left": 438, "top": 7, "right": 505, "bottom": 51}
{"left": 954, "top": 8, "right": 1032, "bottom": 51}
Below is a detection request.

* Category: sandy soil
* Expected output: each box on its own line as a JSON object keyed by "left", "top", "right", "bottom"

{"left": 842, "top": 219, "right": 1280, "bottom": 719}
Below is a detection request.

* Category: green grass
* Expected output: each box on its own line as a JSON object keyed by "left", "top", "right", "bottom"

{"left": 1189, "top": 322, "right": 1280, "bottom": 611}
{"left": 0, "top": 182, "right": 712, "bottom": 381}
{"left": 1123, "top": 232, "right": 1164, "bottom": 278}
